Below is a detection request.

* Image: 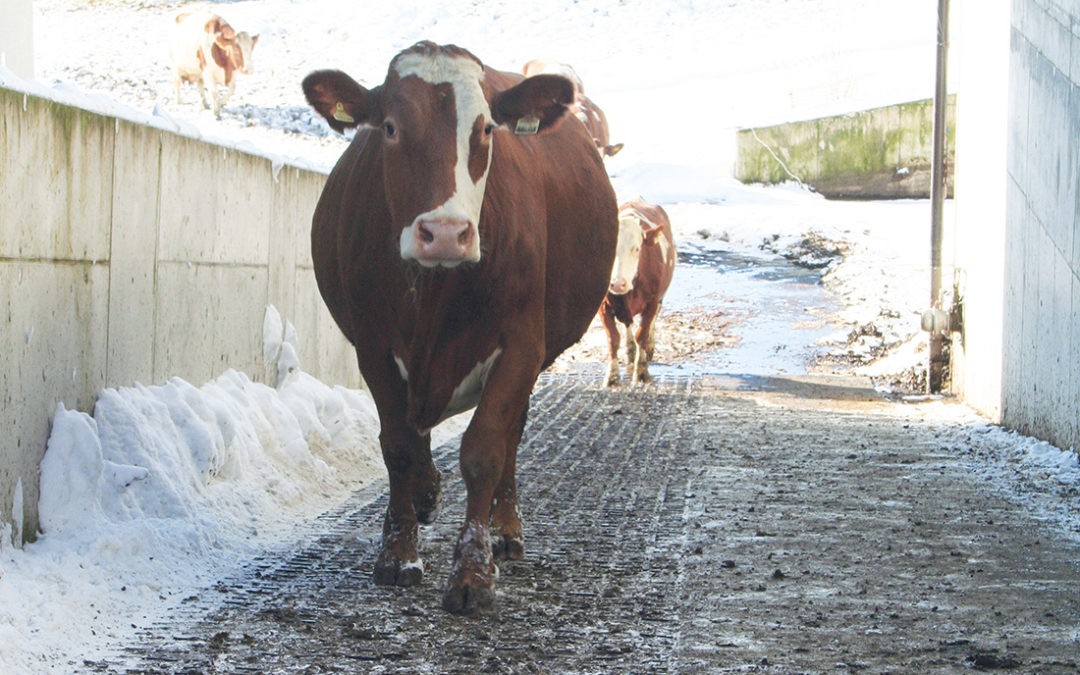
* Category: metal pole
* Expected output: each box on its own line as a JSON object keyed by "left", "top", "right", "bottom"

{"left": 928, "top": 0, "right": 950, "bottom": 393}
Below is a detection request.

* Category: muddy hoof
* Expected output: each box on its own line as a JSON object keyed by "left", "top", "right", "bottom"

{"left": 373, "top": 554, "right": 424, "bottom": 587}
{"left": 442, "top": 581, "right": 495, "bottom": 616}
{"left": 492, "top": 533, "right": 525, "bottom": 561}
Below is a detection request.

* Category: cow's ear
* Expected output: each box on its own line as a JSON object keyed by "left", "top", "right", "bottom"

{"left": 302, "top": 70, "right": 380, "bottom": 133}
{"left": 490, "top": 74, "right": 574, "bottom": 136}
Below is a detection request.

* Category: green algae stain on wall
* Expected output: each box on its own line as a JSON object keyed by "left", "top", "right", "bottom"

{"left": 736, "top": 96, "right": 956, "bottom": 199}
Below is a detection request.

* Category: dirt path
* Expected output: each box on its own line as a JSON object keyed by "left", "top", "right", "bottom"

{"left": 83, "top": 373, "right": 1079, "bottom": 674}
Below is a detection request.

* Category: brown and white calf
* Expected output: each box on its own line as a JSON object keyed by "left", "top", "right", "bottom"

{"left": 599, "top": 198, "right": 677, "bottom": 386}
{"left": 169, "top": 12, "right": 258, "bottom": 118}
{"left": 303, "top": 42, "right": 617, "bottom": 615}
{"left": 522, "top": 58, "right": 623, "bottom": 158}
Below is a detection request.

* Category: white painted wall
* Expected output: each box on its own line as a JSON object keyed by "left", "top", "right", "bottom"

{"left": 952, "top": 0, "right": 1079, "bottom": 452}
{"left": 0, "top": 86, "right": 359, "bottom": 544}
{"left": 949, "top": 0, "right": 1011, "bottom": 420}
{"left": 0, "top": 0, "right": 34, "bottom": 78}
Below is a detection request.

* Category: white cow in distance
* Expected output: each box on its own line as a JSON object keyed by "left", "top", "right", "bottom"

{"left": 169, "top": 12, "right": 258, "bottom": 118}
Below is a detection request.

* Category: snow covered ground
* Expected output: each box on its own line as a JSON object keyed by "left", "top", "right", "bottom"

{"left": 2, "top": 1, "right": 1077, "bottom": 672}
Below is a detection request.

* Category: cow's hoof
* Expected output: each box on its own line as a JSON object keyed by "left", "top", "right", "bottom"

{"left": 443, "top": 521, "right": 497, "bottom": 614}
{"left": 373, "top": 552, "right": 424, "bottom": 587}
{"left": 442, "top": 579, "right": 495, "bottom": 616}
{"left": 415, "top": 472, "right": 442, "bottom": 525}
{"left": 492, "top": 533, "right": 525, "bottom": 561}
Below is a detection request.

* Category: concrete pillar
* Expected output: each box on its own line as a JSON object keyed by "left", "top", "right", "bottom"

{"left": 0, "top": 0, "right": 35, "bottom": 79}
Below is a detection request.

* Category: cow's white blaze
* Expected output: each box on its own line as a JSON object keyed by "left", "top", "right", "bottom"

{"left": 394, "top": 52, "right": 492, "bottom": 266}
{"left": 609, "top": 213, "right": 646, "bottom": 295}
{"left": 235, "top": 32, "right": 256, "bottom": 75}
{"left": 609, "top": 208, "right": 673, "bottom": 294}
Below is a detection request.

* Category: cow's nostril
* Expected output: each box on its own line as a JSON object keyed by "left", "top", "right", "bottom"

{"left": 418, "top": 224, "right": 435, "bottom": 243}
{"left": 458, "top": 228, "right": 471, "bottom": 245}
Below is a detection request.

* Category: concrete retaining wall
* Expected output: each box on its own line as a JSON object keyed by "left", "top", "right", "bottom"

{"left": 999, "top": 0, "right": 1079, "bottom": 451}
{"left": 735, "top": 97, "right": 956, "bottom": 200}
{"left": 0, "top": 86, "right": 359, "bottom": 544}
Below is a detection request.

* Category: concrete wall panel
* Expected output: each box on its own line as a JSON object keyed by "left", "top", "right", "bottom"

{"left": 0, "top": 262, "right": 109, "bottom": 542}
{"left": 107, "top": 121, "right": 161, "bottom": 386}
{"left": 2, "top": 95, "right": 113, "bottom": 261}
{"left": 158, "top": 137, "right": 272, "bottom": 266}
{"left": 153, "top": 263, "right": 268, "bottom": 386}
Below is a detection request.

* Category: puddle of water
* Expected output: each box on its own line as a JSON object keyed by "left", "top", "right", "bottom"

{"left": 656, "top": 243, "right": 841, "bottom": 377}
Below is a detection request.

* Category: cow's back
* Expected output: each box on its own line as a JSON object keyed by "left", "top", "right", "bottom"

{"left": 169, "top": 12, "right": 210, "bottom": 77}
{"left": 637, "top": 201, "right": 676, "bottom": 300}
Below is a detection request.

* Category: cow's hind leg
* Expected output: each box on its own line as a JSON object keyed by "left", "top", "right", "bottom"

{"left": 490, "top": 411, "right": 527, "bottom": 561}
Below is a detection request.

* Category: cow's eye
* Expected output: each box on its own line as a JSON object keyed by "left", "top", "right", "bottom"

{"left": 383, "top": 121, "right": 397, "bottom": 139}
{"left": 483, "top": 122, "right": 495, "bottom": 136}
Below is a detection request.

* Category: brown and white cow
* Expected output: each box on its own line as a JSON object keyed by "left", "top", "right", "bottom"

{"left": 599, "top": 198, "right": 677, "bottom": 386}
{"left": 169, "top": 12, "right": 258, "bottom": 118}
{"left": 522, "top": 58, "right": 623, "bottom": 158}
{"left": 303, "top": 42, "right": 617, "bottom": 615}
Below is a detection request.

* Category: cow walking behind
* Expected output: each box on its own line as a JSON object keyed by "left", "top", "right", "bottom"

{"left": 522, "top": 59, "right": 623, "bottom": 159}
{"left": 302, "top": 42, "right": 618, "bottom": 615}
{"left": 600, "top": 198, "right": 677, "bottom": 386}
{"left": 169, "top": 12, "right": 257, "bottom": 118}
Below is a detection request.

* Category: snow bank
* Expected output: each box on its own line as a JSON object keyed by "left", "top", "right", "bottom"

{"left": 0, "top": 307, "right": 384, "bottom": 673}
{"left": 945, "top": 419, "right": 1080, "bottom": 542}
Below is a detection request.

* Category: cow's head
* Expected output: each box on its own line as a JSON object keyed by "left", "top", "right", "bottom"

{"left": 608, "top": 212, "right": 666, "bottom": 295}
{"left": 206, "top": 16, "right": 258, "bottom": 76}
{"left": 233, "top": 32, "right": 258, "bottom": 75}
{"left": 303, "top": 42, "right": 575, "bottom": 268}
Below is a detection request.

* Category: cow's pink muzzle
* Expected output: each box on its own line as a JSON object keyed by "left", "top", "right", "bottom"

{"left": 609, "top": 278, "right": 632, "bottom": 295}
{"left": 408, "top": 217, "right": 478, "bottom": 267}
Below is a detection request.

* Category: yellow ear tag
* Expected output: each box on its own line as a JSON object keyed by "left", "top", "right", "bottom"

{"left": 332, "top": 101, "right": 355, "bottom": 124}
{"left": 514, "top": 115, "right": 540, "bottom": 135}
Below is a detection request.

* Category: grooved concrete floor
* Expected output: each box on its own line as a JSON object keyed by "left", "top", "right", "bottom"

{"left": 90, "top": 374, "right": 1080, "bottom": 674}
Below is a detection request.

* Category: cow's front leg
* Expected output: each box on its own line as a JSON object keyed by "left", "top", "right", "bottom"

{"left": 624, "top": 320, "right": 638, "bottom": 366}
{"left": 443, "top": 352, "right": 538, "bottom": 615}
{"left": 600, "top": 307, "right": 622, "bottom": 386}
{"left": 372, "top": 428, "right": 431, "bottom": 587}
{"left": 633, "top": 303, "right": 660, "bottom": 384}
{"left": 490, "top": 411, "right": 527, "bottom": 561}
